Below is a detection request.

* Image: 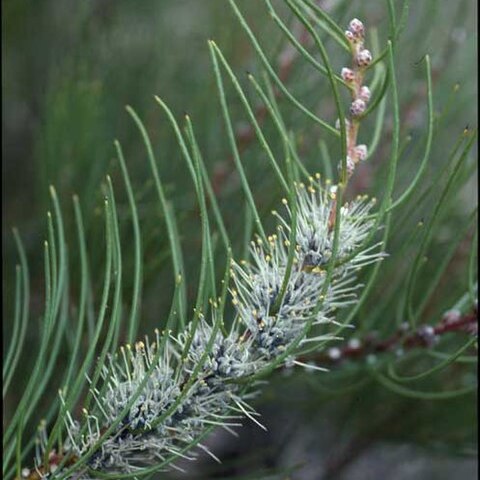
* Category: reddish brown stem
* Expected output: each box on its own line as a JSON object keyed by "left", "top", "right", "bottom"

{"left": 300, "top": 308, "right": 478, "bottom": 366}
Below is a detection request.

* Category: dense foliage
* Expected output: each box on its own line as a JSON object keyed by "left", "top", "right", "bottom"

{"left": 3, "top": 1, "right": 477, "bottom": 479}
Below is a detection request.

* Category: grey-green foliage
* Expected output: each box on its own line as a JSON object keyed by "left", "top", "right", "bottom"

{"left": 2, "top": 0, "right": 477, "bottom": 479}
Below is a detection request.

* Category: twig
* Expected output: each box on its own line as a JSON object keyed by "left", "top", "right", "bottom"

{"left": 301, "top": 307, "right": 478, "bottom": 366}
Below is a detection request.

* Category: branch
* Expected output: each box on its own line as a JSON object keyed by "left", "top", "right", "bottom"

{"left": 301, "top": 307, "right": 478, "bottom": 366}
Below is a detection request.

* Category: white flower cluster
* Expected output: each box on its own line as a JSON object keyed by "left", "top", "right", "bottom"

{"left": 30, "top": 180, "right": 382, "bottom": 478}
{"left": 231, "top": 181, "right": 381, "bottom": 363}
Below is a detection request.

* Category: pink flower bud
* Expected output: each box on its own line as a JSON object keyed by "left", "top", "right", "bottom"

{"left": 442, "top": 309, "right": 462, "bottom": 324}
{"left": 359, "top": 85, "right": 371, "bottom": 102}
{"left": 348, "top": 18, "right": 364, "bottom": 37}
{"left": 341, "top": 67, "right": 355, "bottom": 82}
{"left": 356, "top": 49, "right": 372, "bottom": 67}
{"left": 346, "top": 156, "right": 355, "bottom": 176}
{"left": 345, "top": 30, "right": 356, "bottom": 43}
{"left": 350, "top": 98, "right": 366, "bottom": 117}
{"left": 355, "top": 144, "right": 368, "bottom": 161}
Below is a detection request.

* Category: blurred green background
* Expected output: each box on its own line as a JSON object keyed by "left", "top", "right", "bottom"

{"left": 2, "top": 1, "right": 477, "bottom": 479}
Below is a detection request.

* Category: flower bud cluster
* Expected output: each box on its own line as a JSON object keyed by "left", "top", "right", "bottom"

{"left": 345, "top": 19, "right": 372, "bottom": 69}
{"left": 337, "top": 18, "right": 374, "bottom": 178}
{"left": 344, "top": 18, "right": 373, "bottom": 118}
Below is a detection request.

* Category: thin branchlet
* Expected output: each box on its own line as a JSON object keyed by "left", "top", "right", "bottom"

{"left": 20, "top": 17, "right": 386, "bottom": 480}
